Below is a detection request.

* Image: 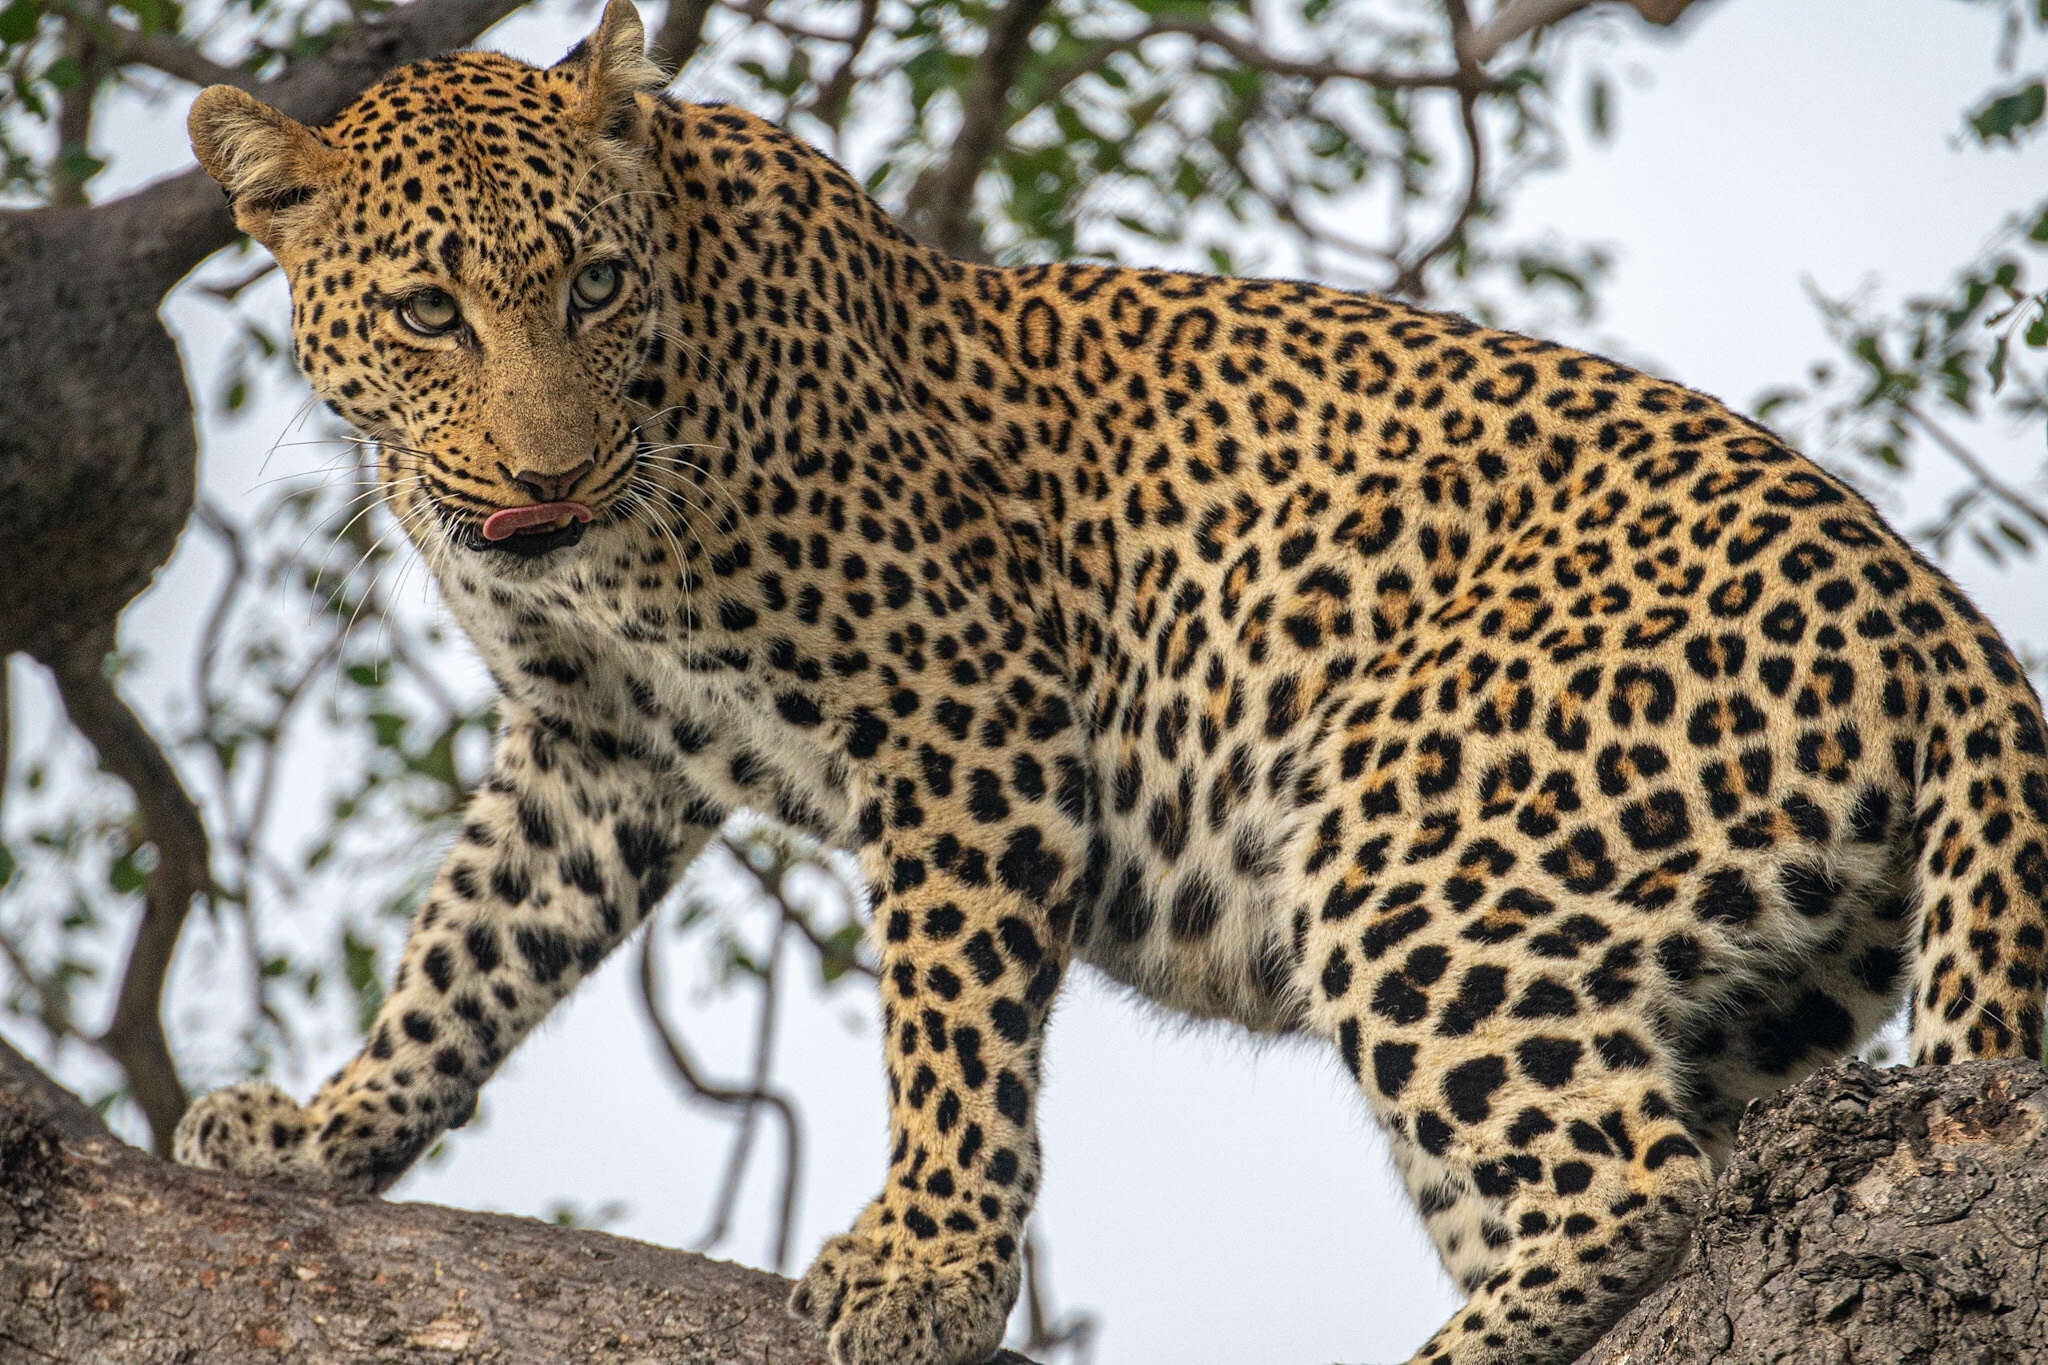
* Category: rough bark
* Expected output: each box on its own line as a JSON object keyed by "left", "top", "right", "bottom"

{"left": 1583, "top": 1058, "right": 2047, "bottom": 1365}
{"left": 0, "top": 1039, "right": 1037, "bottom": 1365}
{"left": 4, "top": 1045, "right": 2041, "bottom": 1364}
{"left": 0, "top": 0, "right": 528, "bottom": 662}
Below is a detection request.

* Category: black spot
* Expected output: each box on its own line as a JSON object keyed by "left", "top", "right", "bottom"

{"left": 1373, "top": 1041, "right": 1418, "bottom": 1099}
{"left": 514, "top": 925, "right": 573, "bottom": 984}
{"left": 1749, "top": 989, "right": 1854, "bottom": 1074}
{"left": 1170, "top": 875, "right": 1224, "bottom": 939}
{"left": 1551, "top": 1161, "right": 1594, "bottom": 1196}
{"left": 1436, "top": 965, "right": 1508, "bottom": 1036}
{"left": 997, "top": 827, "right": 1063, "bottom": 902}
{"left": 1442, "top": 1055, "right": 1508, "bottom": 1123}
{"left": 1515, "top": 1036, "right": 1582, "bottom": 1088}
{"left": 995, "top": 1072, "right": 1030, "bottom": 1125}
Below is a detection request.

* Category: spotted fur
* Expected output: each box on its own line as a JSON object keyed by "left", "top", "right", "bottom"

{"left": 174, "top": 6, "right": 2048, "bottom": 1362}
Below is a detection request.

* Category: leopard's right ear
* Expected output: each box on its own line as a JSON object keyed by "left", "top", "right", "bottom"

{"left": 188, "top": 85, "right": 343, "bottom": 251}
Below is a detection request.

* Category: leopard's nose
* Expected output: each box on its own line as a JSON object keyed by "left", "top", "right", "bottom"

{"left": 510, "top": 459, "right": 594, "bottom": 503}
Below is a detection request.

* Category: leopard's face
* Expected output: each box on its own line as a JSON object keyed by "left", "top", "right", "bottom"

{"left": 192, "top": 32, "right": 671, "bottom": 569}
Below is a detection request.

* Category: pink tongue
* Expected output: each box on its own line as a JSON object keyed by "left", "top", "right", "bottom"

{"left": 481, "top": 500, "right": 595, "bottom": 542}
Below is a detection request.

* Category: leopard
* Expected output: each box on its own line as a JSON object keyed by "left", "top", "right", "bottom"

{"left": 171, "top": 5, "right": 2048, "bottom": 1362}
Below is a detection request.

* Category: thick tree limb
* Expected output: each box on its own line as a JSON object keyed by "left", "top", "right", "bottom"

{"left": 1583, "top": 1059, "right": 2048, "bottom": 1364}
{"left": 3, "top": 1046, "right": 2039, "bottom": 1363}
{"left": 0, "top": 0, "right": 532, "bottom": 667}
{"left": 0, "top": 1048, "right": 1039, "bottom": 1365}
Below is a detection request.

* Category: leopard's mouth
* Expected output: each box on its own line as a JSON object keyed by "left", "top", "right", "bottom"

{"left": 458, "top": 499, "right": 595, "bottom": 558}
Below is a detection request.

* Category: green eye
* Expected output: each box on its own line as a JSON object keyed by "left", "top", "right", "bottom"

{"left": 572, "top": 260, "right": 622, "bottom": 310}
{"left": 399, "top": 288, "right": 460, "bottom": 336}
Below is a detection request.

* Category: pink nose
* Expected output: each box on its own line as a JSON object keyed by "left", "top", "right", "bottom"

{"left": 510, "top": 459, "right": 594, "bottom": 502}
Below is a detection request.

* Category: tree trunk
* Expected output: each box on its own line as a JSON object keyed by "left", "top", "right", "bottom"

{"left": 1583, "top": 1058, "right": 2047, "bottom": 1365}
{"left": 1, "top": 1039, "right": 2041, "bottom": 1363}
{"left": 0, "top": 0, "right": 528, "bottom": 660}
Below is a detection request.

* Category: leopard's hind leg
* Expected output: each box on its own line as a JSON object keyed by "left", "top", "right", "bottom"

{"left": 1322, "top": 959, "right": 1711, "bottom": 1365}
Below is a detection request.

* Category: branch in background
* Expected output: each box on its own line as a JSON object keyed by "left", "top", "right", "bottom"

{"left": 44, "top": 0, "right": 258, "bottom": 94}
{"left": 1903, "top": 400, "right": 2048, "bottom": 537}
{"left": 638, "top": 926, "right": 804, "bottom": 1273}
{"left": 1387, "top": 84, "right": 1485, "bottom": 299}
{"left": 50, "top": 25, "right": 109, "bottom": 205}
{"left": 692, "top": 879, "right": 788, "bottom": 1259}
{"left": 651, "top": 0, "right": 718, "bottom": 77}
{"left": 808, "top": 0, "right": 883, "bottom": 135}
{"left": 903, "top": 0, "right": 1055, "bottom": 258}
{"left": 47, "top": 646, "right": 210, "bottom": 1156}
{"left": 1459, "top": 0, "right": 1708, "bottom": 68}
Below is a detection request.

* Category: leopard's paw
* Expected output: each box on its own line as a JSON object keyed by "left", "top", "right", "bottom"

{"left": 172, "top": 1082, "right": 343, "bottom": 1191}
{"left": 790, "top": 1229, "right": 1018, "bottom": 1365}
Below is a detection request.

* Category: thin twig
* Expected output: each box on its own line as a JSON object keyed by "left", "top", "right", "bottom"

{"left": 638, "top": 927, "right": 804, "bottom": 1272}
{"left": 693, "top": 895, "right": 788, "bottom": 1257}
{"left": 1902, "top": 401, "right": 2048, "bottom": 537}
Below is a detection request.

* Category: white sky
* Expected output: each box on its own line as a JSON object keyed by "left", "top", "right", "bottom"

{"left": 10, "top": 2, "right": 2048, "bottom": 1362}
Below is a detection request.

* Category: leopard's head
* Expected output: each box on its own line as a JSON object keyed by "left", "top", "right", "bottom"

{"left": 189, "top": 0, "right": 671, "bottom": 565}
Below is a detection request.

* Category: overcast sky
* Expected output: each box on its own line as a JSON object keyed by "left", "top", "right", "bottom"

{"left": 11, "top": 2, "right": 2048, "bottom": 1363}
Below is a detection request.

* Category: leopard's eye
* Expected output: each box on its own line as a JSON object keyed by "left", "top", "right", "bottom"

{"left": 399, "top": 288, "right": 461, "bottom": 336}
{"left": 572, "top": 260, "right": 622, "bottom": 311}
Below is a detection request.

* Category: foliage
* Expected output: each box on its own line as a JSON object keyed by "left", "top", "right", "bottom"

{"left": 1758, "top": 0, "right": 2048, "bottom": 564}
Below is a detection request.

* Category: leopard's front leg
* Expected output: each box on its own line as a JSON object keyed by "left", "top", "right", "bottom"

{"left": 174, "top": 702, "right": 720, "bottom": 1193}
{"left": 792, "top": 817, "right": 1087, "bottom": 1365}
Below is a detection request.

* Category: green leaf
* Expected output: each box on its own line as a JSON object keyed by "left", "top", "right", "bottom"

{"left": 1970, "top": 81, "right": 2047, "bottom": 145}
{"left": 0, "top": 843, "right": 13, "bottom": 887}
{"left": 1585, "top": 74, "right": 1612, "bottom": 143}
{"left": 42, "top": 54, "right": 80, "bottom": 89}
{"left": 2028, "top": 300, "right": 2048, "bottom": 348}
{"left": 0, "top": 0, "right": 41, "bottom": 46}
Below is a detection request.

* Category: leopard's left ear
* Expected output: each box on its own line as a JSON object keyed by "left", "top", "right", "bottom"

{"left": 554, "top": 0, "right": 665, "bottom": 146}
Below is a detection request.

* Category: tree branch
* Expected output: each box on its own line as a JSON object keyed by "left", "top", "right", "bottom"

{"left": 46, "top": 648, "right": 209, "bottom": 1156}
{"left": 903, "top": 0, "right": 1054, "bottom": 259}
{"left": 0, "top": 1066, "right": 1050, "bottom": 1365}
{"left": 651, "top": 0, "right": 718, "bottom": 77}
{"left": 638, "top": 927, "right": 804, "bottom": 1274}
{"left": 1459, "top": 0, "right": 1709, "bottom": 68}
{"left": 0, "top": 1029, "right": 116, "bottom": 1147}
{"left": 1900, "top": 400, "right": 2048, "bottom": 539}
{"left": 45, "top": 0, "right": 258, "bottom": 94}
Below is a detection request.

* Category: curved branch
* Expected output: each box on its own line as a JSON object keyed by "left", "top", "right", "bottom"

{"left": 638, "top": 927, "right": 804, "bottom": 1274}
{"left": 46, "top": 648, "right": 210, "bottom": 1156}
{"left": 45, "top": 0, "right": 258, "bottom": 93}
{"left": 0, "top": 1030, "right": 116, "bottom": 1146}
{"left": 1387, "top": 82, "right": 1485, "bottom": 300}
